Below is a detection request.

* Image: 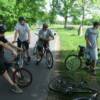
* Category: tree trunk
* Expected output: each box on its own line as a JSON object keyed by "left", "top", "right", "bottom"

{"left": 78, "top": 0, "right": 85, "bottom": 36}
{"left": 64, "top": 16, "right": 67, "bottom": 28}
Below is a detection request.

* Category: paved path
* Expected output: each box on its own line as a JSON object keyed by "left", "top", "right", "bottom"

{"left": 0, "top": 32, "right": 57, "bottom": 100}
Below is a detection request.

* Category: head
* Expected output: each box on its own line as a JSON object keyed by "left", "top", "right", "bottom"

{"left": 42, "top": 23, "right": 48, "bottom": 30}
{"left": 18, "top": 16, "right": 26, "bottom": 25}
{"left": 0, "top": 24, "right": 6, "bottom": 35}
{"left": 93, "top": 21, "right": 100, "bottom": 29}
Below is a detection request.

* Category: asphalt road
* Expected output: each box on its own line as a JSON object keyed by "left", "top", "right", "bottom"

{"left": 0, "top": 32, "right": 56, "bottom": 100}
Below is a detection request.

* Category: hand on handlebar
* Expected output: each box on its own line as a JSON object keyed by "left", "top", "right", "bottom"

{"left": 17, "top": 48, "right": 23, "bottom": 52}
{"left": 12, "top": 41, "right": 16, "bottom": 44}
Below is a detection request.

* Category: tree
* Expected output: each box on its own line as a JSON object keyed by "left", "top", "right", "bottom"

{"left": 50, "top": 0, "right": 77, "bottom": 28}
{"left": 77, "top": 0, "right": 100, "bottom": 36}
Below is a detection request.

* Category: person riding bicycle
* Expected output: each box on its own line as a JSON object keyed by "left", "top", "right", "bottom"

{"left": 0, "top": 24, "right": 23, "bottom": 93}
{"left": 37, "top": 23, "right": 54, "bottom": 60}
{"left": 13, "top": 16, "right": 31, "bottom": 62}
{"left": 85, "top": 21, "right": 100, "bottom": 75}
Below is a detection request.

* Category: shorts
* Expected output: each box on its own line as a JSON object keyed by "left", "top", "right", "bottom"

{"left": 0, "top": 58, "right": 12, "bottom": 75}
{"left": 37, "top": 39, "right": 49, "bottom": 51}
{"left": 17, "top": 39, "right": 29, "bottom": 50}
{"left": 86, "top": 47, "right": 98, "bottom": 61}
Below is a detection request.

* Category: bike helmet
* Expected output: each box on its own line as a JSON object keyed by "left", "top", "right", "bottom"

{"left": 18, "top": 16, "right": 25, "bottom": 22}
{"left": 0, "top": 24, "right": 6, "bottom": 33}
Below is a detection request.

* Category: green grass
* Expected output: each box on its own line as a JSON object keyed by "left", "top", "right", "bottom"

{"left": 56, "top": 28, "right": 85, "bottom": 62}
{"left": 5, "top": 31, "right": 13, "bottom": 36}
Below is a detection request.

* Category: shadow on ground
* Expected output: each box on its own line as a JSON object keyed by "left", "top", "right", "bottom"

{"left": 2, "top": 48, "right": 100, "bottom": 100}
{"left": 47, "top": 49, "right": 100, "bottom": 100}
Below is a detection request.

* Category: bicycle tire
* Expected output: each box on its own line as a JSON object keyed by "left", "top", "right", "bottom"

{"left": 33, "top": 46, "right": 43, "bottom": 64}
{"left": 65, "top": 55, "right": 82, "bottom": 71}
{"left": 48, "top": 76, "right": 98, "bottom": 96}
{"left": 48, "top": 76, "right": 74, "bottom": 94}
{"left": 46, "top": 50, "right": 54, "bottom": 69}
{"left": 13, "top": 68, "right": 32, "bottom": 88}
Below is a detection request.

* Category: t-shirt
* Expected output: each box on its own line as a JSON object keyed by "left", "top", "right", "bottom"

{"left": 39, "top": 29, "right": 54, "bottom": 40}
{"left": 15, "top": 23, "right": 30, "bottom": 42}
{"left": 0, "top": 36, "right": 8, "bottom": 57}
{"left": 85, "top": 28, "right": 99, "bottom": 48}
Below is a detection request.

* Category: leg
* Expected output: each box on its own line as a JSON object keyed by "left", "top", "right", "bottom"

{"left": 90, "top": 48, "right": 98, "bottom": 75}
{"left": 24, "top": 41, "right": 30, "bottom": 61}
{"left": 3, "top": 70, "right": 15, "bottom": 85}
{"left": 3, "top": 70, "right": 23, "bottom": 93}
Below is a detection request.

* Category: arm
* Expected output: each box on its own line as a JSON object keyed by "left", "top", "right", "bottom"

{"left": 85, "top": 36, "right": 92, "bottom": 47}
{"left": 13, "top": 30, "right": 18, "bottom": 42}
{"left": 7, "top": 42, "right": 23, "bottom": 51}
{"left": 13, "top": 24, "right": 19, "bottom": 42}
{"left": 49, "top": 30, "right": 54, "bottom": 40}
{"left": 85, "top": 29, "right": 92, "bottom": 47}
{"left": 0, "top": 41, "right": 17, "bottom": 56}
{"left": 26, "top": 24, "right": 31, "bottom": 43}
{"left": 28, "top": 30, "right": 31, "bottom": 43}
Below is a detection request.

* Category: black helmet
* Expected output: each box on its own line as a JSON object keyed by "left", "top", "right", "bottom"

{"left": 18, "top": 16, "right": 25, "bottom": 22}
{"left": 0, "top": 24, "right": 6, "bottom": 33}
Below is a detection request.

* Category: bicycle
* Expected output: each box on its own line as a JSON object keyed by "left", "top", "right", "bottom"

{"left": 64, "top": 45, "right": 100, "bottom": 71}
{"left": 12, "top": 41, "right": 30, "bottom": 65}
{"left": 5, "top": 47, "right": 32, "bottom": 88}
{"left": 48, "top": 76, "right": 99, "bottom": 100}
{"left": 32, "top": 33, "right": 55, "bottom": 69}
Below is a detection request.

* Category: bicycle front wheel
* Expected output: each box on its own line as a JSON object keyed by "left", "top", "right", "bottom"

{"left": 46, "top": 50, "right": 53, "bottom": 69}
{"left": 13, "top": 68, "right": 32, "bottom": 88}
{"left": 65, "top": 55, "right": 82, "bottom": 71}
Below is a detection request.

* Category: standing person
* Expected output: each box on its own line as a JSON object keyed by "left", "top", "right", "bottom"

{"left": 85, "top": 21, "right": 100, "bottom": 75}
{"left": 0, "top": 24, "right": 23, "bottom": 93}
{"left": 13, "top": 16, "right": 31, "bottom": 62}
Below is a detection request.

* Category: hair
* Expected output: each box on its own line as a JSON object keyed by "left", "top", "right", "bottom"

{"left": 43, "top": 23, "right": 48, "bottom": 29}
{"left": 93, "top": 21, "right": 100, "bottom": 27}
{"left": 0, "top": 24, "right": 6, "bottom": 34}
{"left": 18, "top": 16, "right": 25, "bottom": 22}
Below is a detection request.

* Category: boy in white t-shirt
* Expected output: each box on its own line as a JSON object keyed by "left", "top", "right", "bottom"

{"left": 13, "top": 16, "right": 31, "bottom": 62}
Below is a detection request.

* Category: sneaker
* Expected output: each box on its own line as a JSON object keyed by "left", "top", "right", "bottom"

{"left": 10, "top": 84, "right": 23, "bottom": 94}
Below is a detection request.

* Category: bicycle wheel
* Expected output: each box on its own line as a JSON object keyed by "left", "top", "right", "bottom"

{"left": 13, "top": 68, "right": 32, "bottom": 88}
{"left": 33, "top": 46, "right": 42, "bottom": 64}
{"left": 46, "top": 50, "right": 53, "bottom": 69}
{"left": 65, "top": 55, "right": 82, "bottom": 71}
{"left": 17, "top": 54, "right": 24, "bottom": 68}
{"left": 48, "top": 76, "right": 73, "bottom": 94}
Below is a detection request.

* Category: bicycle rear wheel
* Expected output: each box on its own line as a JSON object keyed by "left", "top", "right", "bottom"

{"left": 46, "top": 50, "right": 53, "bottom": 69}
{"left": 13, "top": 68, "right": 32, "bottom": 88}
{"left": 65, "top": 55, "right": 82, "bottom": 71}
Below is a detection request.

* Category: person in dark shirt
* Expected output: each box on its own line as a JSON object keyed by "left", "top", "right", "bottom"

{"left": 0, "top": 24, "right": 23, "bottom": 93}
